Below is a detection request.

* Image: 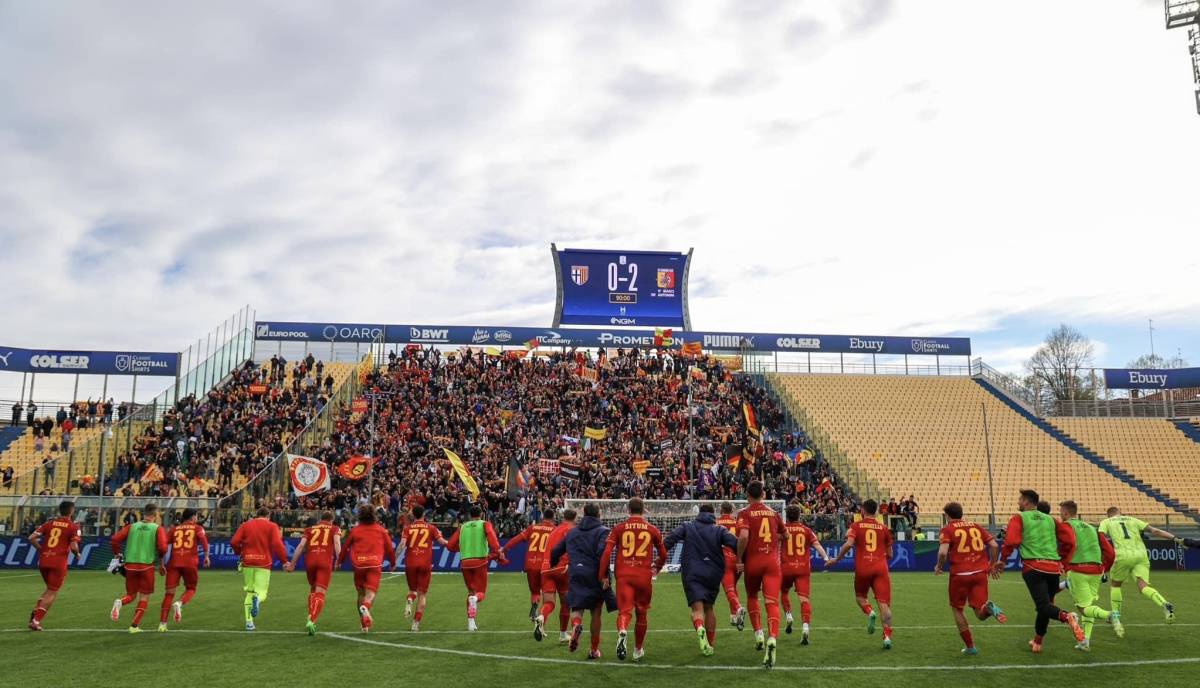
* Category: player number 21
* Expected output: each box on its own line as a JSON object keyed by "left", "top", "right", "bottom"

{"left": 955, "top": 528, "right": 984, "bottom": 553}
{"left": 621, "top": 530, "right": 651, "bottom": 557}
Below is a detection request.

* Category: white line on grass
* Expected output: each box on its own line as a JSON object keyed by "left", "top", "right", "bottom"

{"left": 4, "top": 623, "right": 1195, "bottom": 636}
{"left": 324, "top": 632, "right": 1200, "bottom": 672}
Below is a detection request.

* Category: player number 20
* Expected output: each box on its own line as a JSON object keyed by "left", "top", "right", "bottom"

{"left": 529, "top": 532, "right": 549, "bottom": 553}
{"left": 621, "top": 530, "right": 651, "bottom": 557}
{"left": 955, "top": 528, "right": 984, "bottom": 553}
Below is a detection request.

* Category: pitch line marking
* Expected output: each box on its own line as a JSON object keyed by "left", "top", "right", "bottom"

{"left": 326, "top": 632, "right": 1200, "bottom": 672}
{"left": 4, "top": 623, "right": 1196, "bottom": 636}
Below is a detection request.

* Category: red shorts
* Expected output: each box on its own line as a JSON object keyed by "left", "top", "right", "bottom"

{"left": 523, "top": 568, "right": 543, "bottom": 596}
{"left": 541, "top": 568, "right": 568, "bottom": 595}
{"left": 782, "top": 570, "right": 811, "bottom": 598}
{"left": 744, "top": 558, "right": 782, "bottom": 601}
{"left": 166, "top": 566, "right": 199, "bottom": 590}
{"left": 125, "top": 566, "right": 156, "bottom": 595}
{"left": 306, "top": 565, "right": 332, "bottom": 591}
{"left": 616, "top": 575, "right": 653, "bottom": 613}
{"left": 40, "top": 566, "right": 68, "bottom": 592}
{"left": 948, "top": 572, "right": 989, "bottom": 611}
{"left": 406, "top": 566, "right": 432, "bottom": 593}
{"left": 462, "top": 562, "right": 489, "bottom": 596}
{"left": 354, "top": 567, "right": 382, "bottom": 592}
{"left": 854, "top": 567, "right": 891, "bottom": 605}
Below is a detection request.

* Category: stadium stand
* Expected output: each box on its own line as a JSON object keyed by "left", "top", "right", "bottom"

{"left": 1174, "top": 418, "right": 1200, "bottom": 445}
{"left": 766, "top": 373, "right": 1186, "bottom": 525}
{"left": 276, "top": 347, "right": 857, "bottom": 537}
{"left": 1048, "top": 417, "right": 1200, "bottom": 515}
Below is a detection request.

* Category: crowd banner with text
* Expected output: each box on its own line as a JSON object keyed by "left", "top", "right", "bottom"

{"left": 254, "top": 321, "right": 970, "bottom": 356}
{"left": 1103, "top": 367, "right": 1200, "bottom": 390}
{"left": 0, "top": 346, "right": 180, "bottom": 376}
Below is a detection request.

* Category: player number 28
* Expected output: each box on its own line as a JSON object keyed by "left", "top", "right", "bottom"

{"left": 955, "top": 528, "right": 984, "bottom": 553}
{"left": 621, "top": 530, "right": 651, "bottom": 557}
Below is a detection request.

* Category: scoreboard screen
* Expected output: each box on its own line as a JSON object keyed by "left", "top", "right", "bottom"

{"left": 552, "top": 246, "right": 692, "bottom": 328}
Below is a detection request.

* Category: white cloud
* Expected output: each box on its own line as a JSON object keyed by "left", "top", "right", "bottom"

{"left": 1, "top": 0, "right": 1198, "bottom": 403}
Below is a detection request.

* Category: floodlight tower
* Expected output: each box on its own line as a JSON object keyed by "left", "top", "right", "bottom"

{"left": 1165, "top": 0, "right": 1200, "bottom": 114}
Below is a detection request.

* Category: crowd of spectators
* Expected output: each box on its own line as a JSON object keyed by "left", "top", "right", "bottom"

{"left": 83, "top": 355, "right": 332, "bottom": 500}
{"left": 270, "top": 345, "right": 859, "bottom": 538}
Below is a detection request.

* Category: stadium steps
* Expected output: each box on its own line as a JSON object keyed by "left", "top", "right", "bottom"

{"left": 1172, "top": 419, "right": 1200, "bottom": 446}
{"left": 0, "top": 425, "right": 26, "bottom": 454}
{"left": 758, "top": 373, "right": 884, "bottom": 503}
{"left": 974, "top": 378, "right": 1196, "bottom": 520}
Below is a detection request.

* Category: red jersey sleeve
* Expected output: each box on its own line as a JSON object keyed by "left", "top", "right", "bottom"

{"left": 445, "top": 529, "right": 460, "bottom": 553}
{"left": 503, "top": 525, "right": 533, "bottom": 553}
{"left": 231, "top": 523, "right": 245, "bottom": 554}
{"left": 999, "top": 514, "right": 1023, "bottom": 560}
{"left": 156, "top": 525, "right": 170, "bottom": 555}
{"left": 1055, "top": 520, "right": 1076, "bottom": 566}
{"left": 111, "top": 524, "right": 131, "bottom": 555}
{"left": 198, "top": 526, "right": 210, "bottom": 558}
{"left": 735, "top": 510, "right": 749, "bottom": 534}
{"left": 652, "top": 525, "right": 667, "bottom": 568}
{"left": 1099, "top": 533, "right": 1115, "bottom": 572}
{"left": 484, "top": 522, "right": 501, "bottom": 553}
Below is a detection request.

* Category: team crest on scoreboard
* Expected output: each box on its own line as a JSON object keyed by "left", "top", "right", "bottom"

{"left": 656, "top": 268, "right": 675, "bottom": 289}
{"left": 570, "top": 265, "right": 589, "bottom": 286}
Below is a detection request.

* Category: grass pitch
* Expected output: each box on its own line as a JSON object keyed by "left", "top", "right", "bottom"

{"left": 1, "top": 569, "right": 1195, "bottom": 687}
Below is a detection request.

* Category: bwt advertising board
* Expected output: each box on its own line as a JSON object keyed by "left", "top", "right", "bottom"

{"left": 254, "top": 321, "right": 971, "bottom": 356}
{"left": 553, "top": 247, "right": 692, "bottom": 328}
{"left": 1103, "top": 367, "right": 1200, "bottom": 390}
{"left": 11, "top": 537, "right": 1189, "bottom": 572}
{"left": 0, "top": 346, "right": 180, "bottom": 376}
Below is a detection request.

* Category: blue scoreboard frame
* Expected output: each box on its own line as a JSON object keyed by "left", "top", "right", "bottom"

{"left": 552, "top": 245, "right": 693, "bottom": 329}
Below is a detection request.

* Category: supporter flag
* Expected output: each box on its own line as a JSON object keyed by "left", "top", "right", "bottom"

{"left": 485, "top": 346, "right": 502, "bottom": 357}
{"left": 524, "top": 337, "right": 540, "bottom": 350}
{"left": 815, "top": 477, "right": 834, "bottom": 495}
{"left": 654, "top": 328, "right": 673, "bottom": 347}
{"left": 689, "top": 367, "right": 706, "bottom": 382}
{"left": 583, "top": 426, "right": 608, "bottom": 441}
{"left": 724, "top": 444, "right": 745, "bottom": 469}
{"left": 698, "top": 467, "right": 715, "bottom": 490}
{"left": 632, "top": 459, "right": 650, "bottom": 476}
{"left": 499, "top": 409, "right": 514, "bottom": 426}
{"left": 559, "top": 435, "right": 579, "bottom": 447}
{"left": 559, "top": 462, "right": 581, "bottom": 482}
{"left": 538, "top": 458, "right": 561, "bottom": 475}
{"left": 140, "top": 464, "right": 164, "bottom": 483}
{"left": 579, "top": 367, "right": 599, "bottom": 382}
{"left": 785, "top": 448, "right": 814, "bottom": 464}
{"left": 504, "top": 456, "right": 530, "bottom": 499}
{"left": 743, "top": 402, "right": 760, "bottom": 438}
{"left": 678, "top": 341, "right": 703, "bottom": 357}
{"left": 443, "top": 448, "right": 481, "bottom": 500}
{"left": 351, "top": 399, "right": 369, "bottom": 414}
{"left": 248, "top": 383, "right": 268, "bottom": 395}
{"left": 336, "top": 455, "right": 373, "bottom": 481}
{"left": 288, "top": 454, "right": 331, "bottom": 496}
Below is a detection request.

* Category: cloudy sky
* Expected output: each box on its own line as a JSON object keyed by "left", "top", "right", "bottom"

{"left": 2, "top": 0, "right": 1197, "bottom": 400}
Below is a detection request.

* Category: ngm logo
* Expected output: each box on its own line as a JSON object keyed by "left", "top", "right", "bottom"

{"left": 31, "top": 354, "right": 90, "bottom": 370}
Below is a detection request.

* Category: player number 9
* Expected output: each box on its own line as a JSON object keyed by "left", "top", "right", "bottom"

{"left": 863, "top": 528, "right": 877, "bottom": 552}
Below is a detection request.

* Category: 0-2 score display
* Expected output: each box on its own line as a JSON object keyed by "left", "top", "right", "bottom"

{"left": 554, "top": 247, "right": 690, "bottom": 328}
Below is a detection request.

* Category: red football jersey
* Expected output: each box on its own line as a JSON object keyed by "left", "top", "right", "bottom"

{"left": 848, "top": 519, "right": 893, "bottom": 571}
{"left": 737, "top": 503, "right": 784, "bottom": 560}
{"left": 601, "top": 516, "right": 667, "bottom": 578}
{"left": 781, "top": 522, "right": 819, "bottom": 574}
{"left": 939, "top": 520, "right": 994, "bottom": 574}
{"left": 717, "top": 514, "right": 739, "bottom": 558}
{"left": 504, "top": 521, "right": 556, "bottom": 571}
{"left": 402, "top": 520, "right": 441, "bottom": 569}
{"left": 166, "top": 522, "right": 209, "bottom": 568}
{"left": 231, "top": 517, "right": 289, "bottom": 569}
{"left": 36, "top": 517, "right": 81, "bottom": 568}
{"left": 541, "top": 522, "right": 574, "bottom": 573}
{"left": 302, "top": 522, "right": 341, "bottom": 568}
{"left": 342, "top": 523, "right": 396, "bottom": 569}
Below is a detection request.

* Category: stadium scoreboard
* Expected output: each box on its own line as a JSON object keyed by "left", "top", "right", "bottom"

{"left": 551, "top": 245, "right": 692, "bottom": 328}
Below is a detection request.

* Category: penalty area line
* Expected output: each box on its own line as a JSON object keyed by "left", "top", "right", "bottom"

{"left": 324, "top": 632, "right": 1200, "bottom": 672}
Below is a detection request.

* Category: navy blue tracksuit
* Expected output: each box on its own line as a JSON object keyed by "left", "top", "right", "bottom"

{"left": 664, "top": 512, "right": 739, "bottom": 605}
{"left": 549, "top": 515, "right": 611, "bottom": 610}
